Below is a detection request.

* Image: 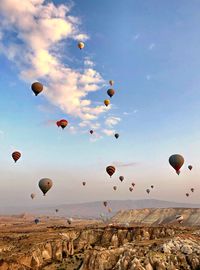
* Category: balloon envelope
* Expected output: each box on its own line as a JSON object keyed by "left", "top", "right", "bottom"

{"left": 104, "top": 100, "right": 110, "bottom": 107}
{"left": 106, "top": 166, "right": 116, "bottom": 177}
{"left": 109, "top": 80, "right": 114, "bottom": 86}
{"left": 188, "top": 165, "right": 193, "bottom": 171}
{"left": 169, "top": 154, "right": 184, "bottom": 174}
{"left": 12, "top": 151, "right": 21, "bottom": 163}
{"left": 78, "top": 42, "right": 84, "bottom": 49}
{"left": 38, "top": 178, "right": 53, "bottom": 196}
{"left": 31, "top": 193, "right": 35, "bottom": 199}
{"left": 107, "top": 89, "right": 115, "bottom": 98}
{"left": 114, "top": 133, "right": 119, "bottom": 139}
{"left": 31, "top": 82, "right": 43, "bottom": 96}
{"left": 119, "top": 176, "right": 124, "bottom": 182}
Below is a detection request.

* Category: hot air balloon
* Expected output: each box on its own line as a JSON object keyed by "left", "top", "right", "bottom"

{"left": 30, "top": 193, "right": 35, "bottom": 200}
{"left": 108, "top": 207, "right": 112, "bottom": 213}
{"left": 103, "top": 201, "right": 108, "bottom": 207}
{"left": 31, "top": 82, "right": 43, "bottom": 96}
{"left": 34, "top": 218, "right": 40, "bottom": 224}
{"left": 109, "top": 80, "right": 114, "bottom": 86}
{"left": 188, "top": 165, "right": 193, "bottom": 171}
{"left": 82, "top": 181, "right": 86, "bottom": 186}
{"left": 38, "top": 178, "right": 53, "bottom": 196}
{"left": 113, "top": 186, "right": 117, "bottom": 191}
{"left": 59, "top": 119, "right": 68, "bottom": 129}
{"left": 12, "top": 151, "right": 21, "bottom": 163}
{"left": 175, "top": 215, "right": 183, "bottom": 224}
{"left": 55, "top": 209, "right": 59, "bottom": 213}
{"left": 107, "top": 89, "right": 115, "bottom": 98}
{"left": 114, "top": 133, "right": 119, "bottom": 139}
{"left": 104, "top": 99, "right": 110, "bottom": 107}
{"left": 90, "top": 130, "right": 93, "bottom": 134}
{"left": 146, "top": 189, "right": 150, "bottom": 194}
{"left": 78, "top": 42, "right": 84, "bottom": 49}
{"left": 56, "top": 121, "right": 61, "bottom": 127}
{"left": 131, "top": 182, "right": 135, "bottom": 187}
{"left": 151, "top": 185, "right": 154, "bottom": 189}
{"left": 119, "top": 176, "right": 124, "bottom": 182}
{"left": 186, "top": 193, "right": 189, "bottom": 197}
{"left": 191, "top": 188, "right": 194, "bottom": 193}
{"left": 106, "top": 166, "right": 116, "bottom": 177}
{"left": 129, "top": 187, "right": 133, "bottom": 192}
{"left": 169, "top": 154, "right": 184, "bottom": 175}
{"left": 67, "top": 218, "right": 73, "bottom": 225}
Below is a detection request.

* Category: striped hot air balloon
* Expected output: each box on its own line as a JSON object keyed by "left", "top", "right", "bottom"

{"left": 12, "top": 151, "right": 21, "bottom": 163}
{"left": 106, "top": 166, "right": 116, "bottom": 177}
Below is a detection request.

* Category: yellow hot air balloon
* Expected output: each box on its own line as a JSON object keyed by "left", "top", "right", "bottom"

{"left": 78, "top": 42, "right": 85, "bottom": 50}
{"left": 104, "top": 99, "right": 110, "bottom": 107}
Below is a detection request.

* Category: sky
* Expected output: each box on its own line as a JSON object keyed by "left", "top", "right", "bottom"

{"left": 0, "top": 0, "right": 200, "bottom": 210}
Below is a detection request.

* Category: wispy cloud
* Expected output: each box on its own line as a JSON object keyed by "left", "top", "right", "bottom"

{"left": 105, "top": 116, "right": 121, "bottom": 127}
{"left": 123, "top": 110, "right": 138, "bottom": 116}
{"left": 113, "top": 161, "right": 138, "bottom": 167}
{"left": 102, "top": 129, "right": 115, "bottom": 136}
{"left": 148, "top": 43, "right": 155, "bottom": 50}
{"left": 0, "top": 0, "right": 109, "bottom": 125}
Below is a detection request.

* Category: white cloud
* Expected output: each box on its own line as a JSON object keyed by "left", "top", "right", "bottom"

{"left": 102, "top": 129, "right": 115, "bottom": 136}
{"left": 105, "top": 116, "right": 121, "bottom": 127}
{"left": 148, "top": 43, "right": 155, "bottom": 50}
{"left": 0, "top": 0, "right": 109, "bottom": 124}
{"left": 84, "top": 57, "right": 95, "bottom": 67}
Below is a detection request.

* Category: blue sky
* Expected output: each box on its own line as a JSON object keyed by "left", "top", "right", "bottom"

{"left": 0, "top": 0, "right": 200, "bottom": 210}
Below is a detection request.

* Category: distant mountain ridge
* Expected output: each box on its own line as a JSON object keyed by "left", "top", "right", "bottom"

{"left": 1, "top": 199, "right": 200, "bottom": 218}
{"left": 34, "top": 199, "right": 200, "bottom": 218}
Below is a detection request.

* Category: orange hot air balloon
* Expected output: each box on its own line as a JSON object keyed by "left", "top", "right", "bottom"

{"left": 104, "top": 99, "right": 110, "bottom": 107}
{"left": 78, "top": 42, "right": 85, "bottom": 50}
{"left": 31, "top": 82, "right": 43, "bottom": 96}
{"left": 107, "top": 89, "right": 115, "bottom": 98}
{"left": 12, "top": 151, "right": 21, "bottom": 163}
{"left": 59, "top": 119, "right": 68, "bottom": 129}
{"left": 106, "top": 166, "right": 116, "bottom": 177}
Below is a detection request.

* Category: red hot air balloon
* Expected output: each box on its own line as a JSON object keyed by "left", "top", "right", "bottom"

{"left": 59, "top": 119, "right": 68, "bottom": 129}
{"left": 12, "top": 151, "right": 21, "bottom": 163}
{"left": 106, "top": 166, "right": 116, "bottom": 178}
{"left": 56, "top": 121, "right": 61, "bottom": 127}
